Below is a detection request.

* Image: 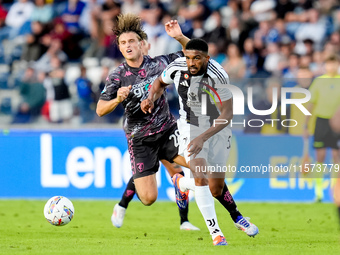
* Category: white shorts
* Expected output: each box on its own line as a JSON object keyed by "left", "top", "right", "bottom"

{"left": 177, "top": 119, "right": 232, "bottom": 166}
{"left": 49, "top": 99, "right": 73, "bottom": 122}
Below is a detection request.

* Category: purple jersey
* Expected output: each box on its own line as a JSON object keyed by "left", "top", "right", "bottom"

{"left": 100, "top": 52, "right": 183, "bottom": 138}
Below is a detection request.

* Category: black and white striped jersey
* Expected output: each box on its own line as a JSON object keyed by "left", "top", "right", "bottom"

{"left": 161, "top": 57, "right": 232, "bottom": 128}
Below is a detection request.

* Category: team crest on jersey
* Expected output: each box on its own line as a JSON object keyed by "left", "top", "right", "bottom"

{"left": 137, "top": 163, "right": 144, "bottom": 172}
{"left": 138, "top": 69, "right": 146, "bottom": 78}
{"left": 184, "top": 73, "right": 189, "bottom": 79}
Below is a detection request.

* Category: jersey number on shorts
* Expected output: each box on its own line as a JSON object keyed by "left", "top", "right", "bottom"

{"left": 227, "top": 135, "right": 231, "bottom": 149}
{"left": 169, "top": 129, "right": 181, "bottom": 147}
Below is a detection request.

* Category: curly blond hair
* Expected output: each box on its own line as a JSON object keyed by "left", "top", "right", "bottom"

{"left": 113, "top": 13, "right": 147, "bottom": 44}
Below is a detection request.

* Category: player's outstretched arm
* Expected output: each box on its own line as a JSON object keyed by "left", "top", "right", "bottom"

{"left": 97, "top": 85, "right": 131, "bottom": 116}
{"left": 165, "top": 20, "right": 189, "bottom": 50}
{"left": 141, "top": 77, "right": 169, "bottom": 114}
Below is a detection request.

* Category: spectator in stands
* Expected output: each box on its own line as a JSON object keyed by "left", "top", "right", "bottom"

{"left": 12, "top": 66, "right": 46, "bottom": 123}
{"left": 44, "top": 56, "right": 73, "bottom": 123}
{"left": 75, "top": 65, "right": 94, "bottom": 123}
{"left": 34, "top": 38, "right": 67, "bottom": 73}
{"left": 288, "top": 66, "right": 315, "bottom": 135}
{"left": 61, "top": 0, "right": 86, "bottom": 60}
{"left": 203, "top": 10, "right": 227, "bottom": 54}
{"left": 223, "top": 43, "right": 246, "bottom": 83}
{"left": 310, "top": 50, "right": 324, "bottom": 77}
{"left": 263, "top": 42, "right": 281, "bottom": 75}
{"left": 207, "top": 41, "right": 225, "bottom": 65}
{"left": 225, "top": 15, "right": 245, "bottom": 49}
{"left": 45, "top": 18, "right": 73, "bottom": 57}
{"left": 294, "top": 9, "right": 327, "bottom": 55}
{"left": 85, "top": 0, "right": 121, "bottom": 60}
{"left": 61, "top": 0, "right": 86, "bottom": 35}
{"left": 242, "top": 37, "right": 258, "bottom": 78}
{"left": 4, "top": 0, "right": 34, "bottom": 40}
{"left": 282, "top": 53, "right": 300, "bottom": 81}
{"left": 244, "top": 77, "right": 287, "bottom": 134}
{"left": 21, "top": 21, "right": 48, "bottom": 62}
{"left": 30, "top": 0, "right": 54, "bottom": 24}
{"left": 121, "top": 0, "right": 142, "bottom": 15}
{"left": 0, "top": 1, "right": 7, "bottom": 30}
{"left": 0, "top": 0, "right": 7, "bottom": 61}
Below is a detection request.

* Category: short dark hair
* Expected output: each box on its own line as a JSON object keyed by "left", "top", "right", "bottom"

{"left": 113, "top": 13, "right": 147, "bottom": 44}
{"left": 185, "top": 38, "right": 208, "bottom": 54}
{"left": 325, "top": 54, "right": 339, "bottom": 63}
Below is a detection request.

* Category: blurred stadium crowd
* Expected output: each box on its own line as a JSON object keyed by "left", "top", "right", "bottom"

{"left": 0, "top": 0, "right": 339, "bottom": 130}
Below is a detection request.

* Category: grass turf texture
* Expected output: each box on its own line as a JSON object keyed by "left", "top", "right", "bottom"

{"left": 0, "top": 200, "right": 339, "bottom": 255}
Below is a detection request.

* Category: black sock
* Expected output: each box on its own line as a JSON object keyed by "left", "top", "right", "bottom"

{"left": 215, "top": 182, "right": 242, "bottom": 222}
{"left": 179, "top": 202, "right": 189, "bottom": 224}
{"left": 118, "top": 176, "right": 136, "bottom": 209}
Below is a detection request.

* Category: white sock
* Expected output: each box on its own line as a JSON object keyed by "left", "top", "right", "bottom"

{"left": 194, "top": 185, "right": 223, "bottom": 239}
{"left": 179, "top": 177, "right": 196, "bottom": 192}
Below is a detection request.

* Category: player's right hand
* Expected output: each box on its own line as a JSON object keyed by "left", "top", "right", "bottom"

{"left": 117, "top": 85, "right": 132, "bottom": 103}
{"left": 141, "top": 98, "right": 154, "bottom": 114}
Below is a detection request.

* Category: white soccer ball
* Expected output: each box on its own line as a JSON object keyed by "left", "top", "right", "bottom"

{"left": 44, "top": 196, "right": 74, "bottom": 226}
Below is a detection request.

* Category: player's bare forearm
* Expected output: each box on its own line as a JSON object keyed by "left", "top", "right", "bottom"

{"left": 148, "top": 76, "right": 168, "bottom": 103}
{"left": 175, "top": 34, "right": 190, "bottom": 50}
{"left": 96, "top": 99, "right": 120, "bottom": 117}
{"left": 200, "top": 99, "right": 233, "bottom": 142}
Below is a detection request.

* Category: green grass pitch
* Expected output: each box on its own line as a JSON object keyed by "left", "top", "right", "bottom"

{"left": 0, "top": 200, "right": 339, "bottom": 255}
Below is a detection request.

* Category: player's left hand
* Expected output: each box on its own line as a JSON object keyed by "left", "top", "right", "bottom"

{"left": 165, "top": 20, "right": 183, "bottom": 39}
{"left": 187, "top": 136, "right": 204, "bottom": 158}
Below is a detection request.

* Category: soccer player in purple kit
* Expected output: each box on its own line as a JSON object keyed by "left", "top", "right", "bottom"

{"left": 96, "top": 13, "right": 199, "bottom": 231}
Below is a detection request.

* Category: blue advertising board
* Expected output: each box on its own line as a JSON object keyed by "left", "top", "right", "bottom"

{"left": 0, "top": 129, "right": 336, "bottom": 202}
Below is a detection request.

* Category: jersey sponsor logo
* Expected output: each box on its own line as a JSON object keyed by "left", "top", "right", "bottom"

{"left": 145, "top": 83, "right": 151, "bottom": 91}
{"left": 186, "top": 92, "right": 201, "bottom": 108}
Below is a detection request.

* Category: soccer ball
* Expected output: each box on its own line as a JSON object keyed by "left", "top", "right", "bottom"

{"left": 44, "top": 196, "right": 74, "bottom": 226}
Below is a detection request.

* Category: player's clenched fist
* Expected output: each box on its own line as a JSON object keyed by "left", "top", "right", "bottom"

{"left": 141, "top": 98, "right": 154, "bottom": 114}
{"left": 117, "top": 85, "right": 132, "bottom": 103}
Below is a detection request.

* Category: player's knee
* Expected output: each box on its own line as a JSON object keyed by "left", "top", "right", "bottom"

{"left": 209, "top": 186, "right": 223, "bottom": 197}
{"left": 195, "top": 178, "right": 209, "bottom": 186}
{"left": 140, "top": 194, "right": 157, "bottom": 206}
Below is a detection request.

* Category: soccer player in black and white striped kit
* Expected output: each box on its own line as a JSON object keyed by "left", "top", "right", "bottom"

{"left": 142, "top": 38, "right": 259, "bottom": 245}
